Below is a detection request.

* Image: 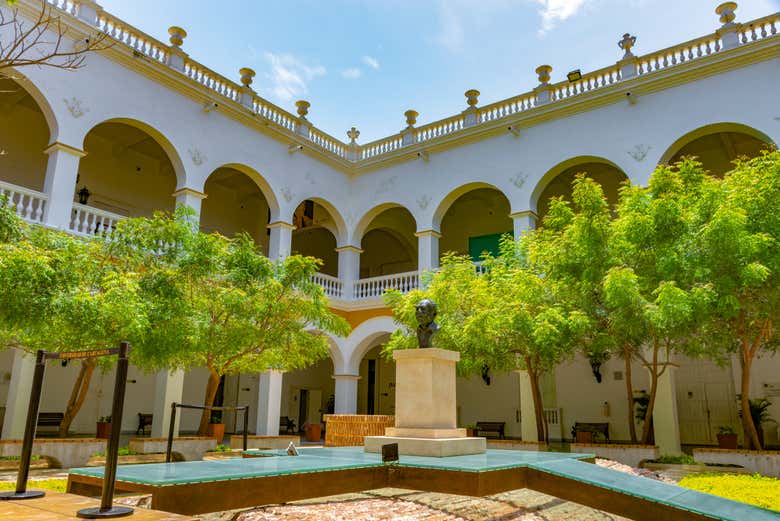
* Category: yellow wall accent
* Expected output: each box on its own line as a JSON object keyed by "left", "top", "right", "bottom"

{"left": 332, "top": 307, "right": 393, "bottom": 329}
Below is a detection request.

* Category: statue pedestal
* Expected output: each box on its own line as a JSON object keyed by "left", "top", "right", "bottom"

{"left": 364, "top": 348, "right": 486, "bottom": 457}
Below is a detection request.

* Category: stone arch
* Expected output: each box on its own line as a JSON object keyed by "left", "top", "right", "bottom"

{"left": 352, "top": 202, "right": 417, "bottom": 245}
{"left": 658, "top": 122, "right": 776, "bottom": 169}
{"left": 82, "top": 117, "right": 187, "bottom": 190}
{"left": 2, "top": 69, "right": 59, "bottom": 143}
{"left": 214, "top": 163, "right": 282, "bottom": 222}
{"left": 530, "top": 156, "right": 628, "bottom": 215}
{"left": 290, "top": 196, "right": 348, "bottom": 246}
{"left": 344, "top": 316, "right": 399, "bottom": 374}
{"left": 432, "top": 182, "right": 505, "bottom": 231}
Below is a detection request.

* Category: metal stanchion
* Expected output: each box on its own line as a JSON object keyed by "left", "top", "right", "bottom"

{"left": 77, "top": 342, "right": 133, "bottom": 519}
{"left": 242, "top": 407, "right": 248, "bottom": 452}
{"left": 165, "top": 402, "right": 177, "bottom": 463}
{"left": 0, "top": 350, "right": 47, "bottom": 501}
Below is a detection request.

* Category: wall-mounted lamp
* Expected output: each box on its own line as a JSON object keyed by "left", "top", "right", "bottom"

{"left": 77, "top": 186, "right": 91, "bottom": 205}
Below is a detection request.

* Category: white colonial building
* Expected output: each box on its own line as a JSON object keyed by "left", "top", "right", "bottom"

{"left": 1, "top": 0, "right": 779, "bottom": 455}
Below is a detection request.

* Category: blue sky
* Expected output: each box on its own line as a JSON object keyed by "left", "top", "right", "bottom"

{"left": 98, "top": 0, "right": 779, "bottom": 143}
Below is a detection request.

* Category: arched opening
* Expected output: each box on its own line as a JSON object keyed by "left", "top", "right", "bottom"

{"left": 78, "top": 121, "right": 179, "bottom": 225}
{"left": 662, "top": 124, "right": 774, "bottom": 177}
{"left": 291, "top": 199, "right": 341, "bottom": 276}
{"left": 438, "top": 187, "right": 512, "bottom": 262}
{"left": 201, "top": 166, "right": 273, "bottom": 253}
{"left": 358, "top": 206, "right": 417, "bottom": 278}
{"left": 282, "top": 357, "right": 335, "bottom": 437}
{"left": 0, "top": 77, "right": 52, "bottom": 191}
{"left": 357, "top": 339, "right": 395, "bottom": 416}
{"left": 535, "top": 160, "right": 628, "bottom": 221}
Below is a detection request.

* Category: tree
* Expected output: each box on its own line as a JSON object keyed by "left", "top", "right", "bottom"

{"left": 1, "top": 0, "right": 110, "bottom": 79}
{"left": 0, "top": 201, "right": 150, "bottom": 436}
{"left": 692, "top": 151, "right": 780, "bottom": 449}
{"left": 109, "top": 208, "right": 351, "bottom": 434}
{"left": 606, "top": 158, "right": 716, "bottom": 445}
{"left": 385, "top": 246, "right": 588, "bottom": 441}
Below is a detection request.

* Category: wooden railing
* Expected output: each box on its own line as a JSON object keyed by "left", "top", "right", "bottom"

{"left": 0, "top": 181, "right": 47, "bottom": 224}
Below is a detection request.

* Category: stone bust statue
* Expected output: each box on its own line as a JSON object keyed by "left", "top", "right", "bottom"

{"left": 415, "top": 298, "right": 439, "bottom": 348}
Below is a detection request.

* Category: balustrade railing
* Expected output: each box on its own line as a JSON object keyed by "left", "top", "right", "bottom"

{"left": 739, "top": 14, "right": 779, "bottom": 44}
{"left": 312, "top": 272, "right": 343, "bottom": 299}
{"left": 69, "top": 203, "right": 125, "bottom": 239}
{"left": 353, "top": 270, "right": 420, "bottom": 300}
{"left": 0, "top": 181, "right": 47, "bottom": 224}
{"left": 97, "top": 11, "right": 170, "bottom": 64}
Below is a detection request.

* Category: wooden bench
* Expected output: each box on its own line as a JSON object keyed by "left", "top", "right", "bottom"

{"left": 476, "top": 421, "right": 505, "bottom": 439}
{"left": 137, "top": 413, "right": 153, "bottom": 435}
{"left": 572, "top": 422, "right": 610, "bottom": 442}
{"left": 36, "top": 412, "right": 64, "bottom": 430}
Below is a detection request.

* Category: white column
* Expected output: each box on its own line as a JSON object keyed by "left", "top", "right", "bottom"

{"left": 256, "top": 370, "right": 283, "bottom": 435}
{"left": 336, "top": 245, "right": 362, "bottom": 300}
{"left": 173, "top": 188, "right": 206, "bottom": 222}
{"left": 1, "top": 350, "right": 35, "bottom": 439}
{"left": 42, "top": 143, "right": 86, "bottom": 230}
{"left": 151, "top": 369, "right": 184, "bottom": 438}
{"left": 517, "top": 370, "right": 539, "bottom": 442}
{"left": 333, "top": 374, "right": 360, "bottom": 414}
{"left": 510, "top": 210, "right": 537, "bottom": 239}
{"left": 415, "top": 230, "right": 441, "bottom": 273}
{"left": 651, "top": 365, "right": 682, "bottom": 455}
{"left": 267, "top": 221, "right": 294, "bottom": 260}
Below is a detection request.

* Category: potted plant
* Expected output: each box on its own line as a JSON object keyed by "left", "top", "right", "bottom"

{"left": 716, "top": 425, "right": 738, "bottom": 449}
{"left": 749, "top": 399, "right": 776, "bottom": 448}
{"left": 96, "top": 416, "right": 111, "bottom": 439}
{"left": 304, "top": 421, "right": 322, "bottom": 442}
{"left": 206, "top": 411, "right": 225, "bottom": 443}
{"left": 465, "top": 424, "right": 478, "bottom": 437}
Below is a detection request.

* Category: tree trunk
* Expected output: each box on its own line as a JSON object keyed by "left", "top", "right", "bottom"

{"left": 58, "top": 359, "right": 97, "bottom": 437}
{"left": 528, "top": 369, "right": 546, "bottom": 442}
{"left": 197, "top": 370, "right": 221, "bottom": 436}
{"left": 624, "top": 346, "right": 637, "bottom": 443}
{"left": 740, "top": 346, "right": 761, "bottom": 450}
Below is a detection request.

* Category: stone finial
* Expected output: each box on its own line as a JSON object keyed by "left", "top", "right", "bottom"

{"left": 347, "top": 127, "right": 360, "bottom": 144}
{"left": 404, "top": 109, "right": 418, "bottom": 128}
{"left": 618, "top": 33, "right": 637, "bottom": 59}
{"left": 295, "top": 100, "right": 310, "bottom": 118}
{"left": 168, "top": 26, "right": 187, "bottom": 48}
{"left": 464, "top": 89, "right": 480, "bottom": 108}
{"left": 716, "top": 2, "right": 738, "bottom": 25}
{"left": 535, "top": 65, "right": 552, "bottom": 85}
{"left": 239, "top": 68, "right": 256, "bottom": 87}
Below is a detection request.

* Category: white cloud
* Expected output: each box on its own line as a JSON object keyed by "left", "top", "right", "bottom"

{"left": 262, "top": 52, "right": 326, "bottom": 102}
{"left": 535, "top": 0, "right": 591, "bottom": 34}
{"left": 435, "top": 1, "right": 465, "bottom": 51}
{"left": 362, "top": 55, "right": 380, "bottom": 70}
{"left": 342, "top": 68, "right": 362, "bottom": 79}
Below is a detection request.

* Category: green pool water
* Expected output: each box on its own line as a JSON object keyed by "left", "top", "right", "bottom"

{"left": 69, "top": 447, "right": 780, "bottom": 521}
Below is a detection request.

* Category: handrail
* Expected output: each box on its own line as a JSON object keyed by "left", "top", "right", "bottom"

{"left": 69, "top": 203, "right": 126, "bottom": 238}
{"left": 0, "top": 181, "right": 47, "bottom": 224}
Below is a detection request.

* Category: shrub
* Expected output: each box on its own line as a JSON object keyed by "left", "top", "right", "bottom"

{"left": 655, "top": 454, "right": 699, "bottom": 465}
{"left": 0, "top": 479, "right": 66, "bottom": 492}
{"left": 214, "top": 444, "right": 232, "bottom": 452}
{"left": 91, "top": 447, "right": 138, "bottom": 458}
{"left": 678, "top": 473, "right": 780, "bottom": 512}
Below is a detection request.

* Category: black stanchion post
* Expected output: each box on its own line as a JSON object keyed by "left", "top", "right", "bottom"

{"left": 0, "top": 350, "right": 47, "bottom": 501}
{"left": 243, "top": 406, "right": 248, "bottom": 452}
{"left": 165, "top": 403, "right": 177, "bottom": 463}
{"left": 77, "top": 342, "right": 133, "bottom": 519}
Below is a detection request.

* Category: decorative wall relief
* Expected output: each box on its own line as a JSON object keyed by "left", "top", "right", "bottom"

{"left": 281, "top": 186, "right": 294, "bottom": 203}
{"left": 510, "top": 173, "right": 527, "bottom": 189}
{"left": 374, "top": 176, "right": 397, "bottom": 199}
{"left": 188, "top": 148, "right": 206, "bottom": 166}
{"left": 628, "top": 144, "right": 651, "bottom": 162}
{"left": 417, "top": 194, "right": 431, "bottom": 210}
{"left": 304, "top": 172, "right": 316, "bottom": 185}
{"left": 63, "top": 97, "right": 89, "bottom": 118}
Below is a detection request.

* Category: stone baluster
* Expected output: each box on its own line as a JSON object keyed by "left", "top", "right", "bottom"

{"left": 463, "top": 89, "right": 481, "bottom": 127}
{"left": 716, "top": 2, "right": 741, "bottom": 50}
{"left": 617, "top": 33, "right": 639, "bottom": 79}
{"left": 401, "top": 110, "right": 418, "bottom": 146}
{"left": 346, "top": 127, "right": 360, "bottom": 161}
{"left": 239, "top": 67, "right": 256, "bottom": 109}
{"left": 166, "top": 26, "right": 188, "bottom": 71}
{"left": 533, "top": 65, "right": 553, "bottom": 105}
{"left": 295, "top": 100, "right": 311, "bottom": 138}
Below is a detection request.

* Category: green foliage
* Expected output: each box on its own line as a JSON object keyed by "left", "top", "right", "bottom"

{"left": 678, "top": 473, "right": 780, "bottom": 512}
{"left": 0, "top": 479, "right": 66, "bottom": 493}
{"left": 717, "top": 425, "right": 737, "bottom": 435}
{"left": 91, "top": 447, "right": 138, "bottom": 457}
{"left": 654, "top": 454, "right": 699, "bottom": 465}
{"left": 747, "top": 399, "right": 775, "bottom": 428}
{"left": 0, "top": 454, "right": 40, "bottom": 460}
{"left": 214, "top": 444, "right": 232, "bottom": 452}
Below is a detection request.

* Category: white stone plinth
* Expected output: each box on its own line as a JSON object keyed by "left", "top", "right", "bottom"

{"left": 364, "top": 435, "right": 486, "bottom": 457}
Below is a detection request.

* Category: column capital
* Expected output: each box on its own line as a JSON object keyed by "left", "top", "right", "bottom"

{"left": 509, "top": 210, "right": 538, "bottom": 221}
{"left": 44, "top": 142, "right": 87, "bottom": 158}
{"left": 172, "top": 187, "right": 207, "bottom": 200}
{"left": 415, "top": 229, "right": 442, "bottom": 239}
{"left": 267, "top": 221, "right": 296, "bottom": 231}
{"left": 332, "top": 374, "right": 361, "bottom": 381}
{"left": 335, "top": 245, "right": 363, "bottom": 254}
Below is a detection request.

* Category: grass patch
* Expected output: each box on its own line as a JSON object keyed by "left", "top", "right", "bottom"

{"left": 678, "top": 473, "right": 780, "bottom": 512}
{"left": 0, "top": 479, "right": 67, "bottom": 493}
{"left": 91, "top": 447, "right": 138, "bottom": 458}
{"left": 653, "top": 454, "right": 700, "bottom": 465}
{"left": 214, "top": 444, "right": 232, "bottom": 452}
{"left": 0, "top": 455, "right": 41, "bottom": 461}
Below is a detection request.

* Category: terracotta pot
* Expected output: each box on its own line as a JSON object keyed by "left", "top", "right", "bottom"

{"left": 305, "top": 423, "right": 322, "bottom": 442}
{"left": 96, "top": 422, "right": 111, "bottom": 439}
{"left": 717, "top": 433, "right": 738, "bottom": 449}
{"left": 575, "top": 431, "right": 593, "bottom": 444}
{"left": 466, "top": 428, "right": 477, "bottom": 437}
{"left": 206, "top": 423, "right": 225, "bottom": 443}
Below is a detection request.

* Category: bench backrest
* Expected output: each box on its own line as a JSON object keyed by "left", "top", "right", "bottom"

{"left": 574, "top": 422, "right": 609, "bottom": 435}
{"left": 37, "top": 413, "right": 64, "bottom": 426}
